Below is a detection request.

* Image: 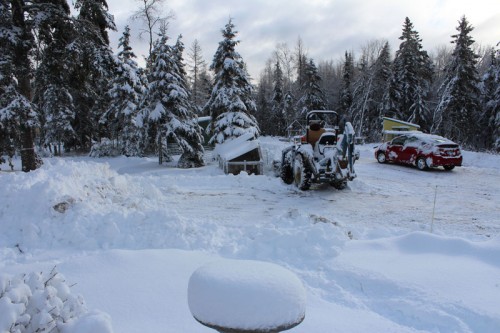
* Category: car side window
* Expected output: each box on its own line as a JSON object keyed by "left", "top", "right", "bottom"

{"left": 391, "top": 136, "right": 406, "bottom": 146}
{"left": 405, "top": 136, "right": 419, "bottom": 147}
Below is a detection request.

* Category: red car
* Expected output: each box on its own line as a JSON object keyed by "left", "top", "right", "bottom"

{"left": 375, "top": 133, "right": 462, "bottom": 171}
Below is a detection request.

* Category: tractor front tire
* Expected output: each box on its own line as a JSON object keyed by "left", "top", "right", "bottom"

{"left": 293, "top": 154, "right": 312, "bottom": 190}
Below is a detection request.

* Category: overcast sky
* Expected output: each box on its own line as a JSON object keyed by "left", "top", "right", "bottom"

{"left": 106, "top": 0, "right": 500, "bottom": 79}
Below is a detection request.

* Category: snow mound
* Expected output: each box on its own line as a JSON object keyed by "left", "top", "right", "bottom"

{"left": 188, "top": 259, "right": 306, "bottom": 331}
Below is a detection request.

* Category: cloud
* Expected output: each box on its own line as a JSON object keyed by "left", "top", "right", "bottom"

{"left": 106, "top": 0, "right": 500, "bottom": 79}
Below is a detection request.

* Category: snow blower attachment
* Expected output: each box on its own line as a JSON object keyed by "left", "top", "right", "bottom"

{"left": 278, "top": 110, "right": 358, "bottom": 190}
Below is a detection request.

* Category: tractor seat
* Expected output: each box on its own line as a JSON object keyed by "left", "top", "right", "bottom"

{"left": 307, "top": 122, "right": 325, "bottom": 146}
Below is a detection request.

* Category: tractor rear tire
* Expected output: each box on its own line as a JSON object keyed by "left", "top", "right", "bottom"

{"left": 293, "top": 154, "right": 312, "bottom": 190}
{"left": 280, "top": 158, "right": 294, "bottom": 184}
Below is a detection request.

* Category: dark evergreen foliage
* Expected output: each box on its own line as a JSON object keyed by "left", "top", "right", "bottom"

{"left": 297, "top": 59, "right": 327, "bottom": 116}
{"left": 435, "top": 16, "right": 482, "bottom": 146}
{"left": 350, "top": 42, "right": 392, "bottom": 141}
{"left": 381, "top": 17, "right": 433, "bottom": 131}
{"left": 33, "top": 0, "right": 76, "bottom": 156}
{"left": 339, "top": 51, "right": 354, "bottom": 122}
{"left": 70, "top": 0, "right": 116, "bottom": 151}
{"left": 3, "top": 0, "right": 41, "bottom": 171}
{"left": 480, "top": 48, "right": 499, "bottom": 150}
{"left": 270, "top": 61, "right": 287, "bottom": 136}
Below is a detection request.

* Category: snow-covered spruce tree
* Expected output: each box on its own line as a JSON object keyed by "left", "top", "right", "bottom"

{"left": 351, "top": 41, "right": 392, "bottom": 142}
{"left": 381, "top": 17, "right": 433, "bottom": 131}
{"left": 255, "top": 71, "right": 272, "bottom": 135}
{"left": 33, "top": 0, "right": 77, "bottom": 156}
{"left": 0, "top": 1, "right": 20, "bottom": 165}
{"left": 138, "top": 33, "right": 205, "bottom": 167}
{"left": 203, "top": 19, "right": 259, "bottom": 144}
{"left": 100, "top": 26, "right": 145, "bottom": 157}
{"left": 172, "top": 35, "right": 205, "bottom": 167}
{"left": 71, "top": 0, "right": 116, "bottom": 152}
{"left": 480, "top": 48, "right": 499, "bottom": 150}
{"left": 435, "top": 16, "right": 481, "bottom": 146}
{"left": 1, "top": 0, "right": 41, "bottom": 171}
{"left": 270, "top": 60, "right": 288, "bottom": 136}
{"left": 339, "top": 51, "right": 354, "bottom": 122}
{"left": 297, "top": 58, "right": 327, "bottom": 117}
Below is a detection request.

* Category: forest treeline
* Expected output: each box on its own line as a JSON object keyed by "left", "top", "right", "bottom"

{"left": 1, "top": 0, "right": 498, "bottom": 172}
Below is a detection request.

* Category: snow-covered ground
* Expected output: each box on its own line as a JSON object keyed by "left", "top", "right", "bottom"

{"left": 1, "top": 137, "right": 499, "bottom": 332}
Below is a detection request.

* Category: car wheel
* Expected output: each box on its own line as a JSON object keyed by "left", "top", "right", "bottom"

{"left": 443, "top": 165, "right": 455, "bottom": 171}
{"left": 377, "top": 152, "right": 386, "bottom": 163}
{"left": 293, "top": 154, "right": 311, "bottom": 190}
{"left": 416, "top": 157, "right": 428, "bottom": 171}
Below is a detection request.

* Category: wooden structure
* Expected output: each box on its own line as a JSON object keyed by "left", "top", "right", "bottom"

{"left": 382, "top": 117, "right": 421, "bottom": 142}
{"left": 214, "top": 133, "right": 263, "bottom": 175}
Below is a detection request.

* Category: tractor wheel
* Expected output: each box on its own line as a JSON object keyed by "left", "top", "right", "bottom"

{"left": 280, "top": 157, "right": 294, "bottom": 184}
{"left": 293, "top": 154, "right": 312, "bottom": 190}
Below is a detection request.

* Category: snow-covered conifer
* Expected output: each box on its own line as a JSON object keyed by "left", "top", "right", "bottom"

{"left": 74, "top": 0, "right": 116, "bottom": 45}
{"left": 339, "top": 51, "right": 354, "bottom": 121}
{"left": 270, "top": 60, "right": 287, "bottom": 136}
{"left": 381, "top": 17, "right": 433, "bottom": 131}
{"left": 480, "top": 48, "right": 499, "bottom": 150}
{"left": 70, "top": 0, "right": 116, "bottom": 151}
{"left": 351, "top": 42, "right": 392, "bottom": 141}
{"left": 138, "top": 33, "right": 204, "bottom": 167}
{"left": 435, "top": 16, "right": 481, "bottom": 145}
{"left": 101, "top": 26, "right": 145, "bottom": 156}
{"left": 1, "top": 0, "right": 40, "bottom": 171}
{"left": 33, "top": 0, "right": 76, "bottom": 156}
{"left": 297, "top": 58, "right": 327, "bottom": 117}
{"left": 204, "top": 19, "right": 259, "bottom": 144}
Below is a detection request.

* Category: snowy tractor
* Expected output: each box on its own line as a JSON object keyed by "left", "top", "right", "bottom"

{"left": 278, "top": 110, "right": 358, "bottom": 191}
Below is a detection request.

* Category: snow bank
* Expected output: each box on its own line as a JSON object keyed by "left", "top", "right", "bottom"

{"left": 188, "top": 259, "right": 306, "bottom": 331}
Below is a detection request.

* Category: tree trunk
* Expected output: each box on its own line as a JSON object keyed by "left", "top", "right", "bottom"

{"left": 11, "top": 0, "right": 39, "bottom": 172}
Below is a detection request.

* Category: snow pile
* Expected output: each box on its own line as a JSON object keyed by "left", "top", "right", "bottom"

{"left": 0, "top": 268, "right": 112, "bottom": 333}
{"left": 188, "top": 259, "right": 305, "bottom": 331}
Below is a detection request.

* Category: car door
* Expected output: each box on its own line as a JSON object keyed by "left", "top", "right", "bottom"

{"left": 386, "top": 136, "right": 406, "bottom": 162}
{"left": 400, "top": 135, "right": 419, "bottom": 164}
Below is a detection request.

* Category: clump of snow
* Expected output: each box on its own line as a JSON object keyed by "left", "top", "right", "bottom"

{"left": 188, "top": 259, "right": 306, "bottom": 331}
{"left": 0, "top": 268, "right": 113, "bottom": 333}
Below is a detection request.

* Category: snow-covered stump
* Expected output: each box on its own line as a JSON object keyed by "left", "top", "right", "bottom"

{"left": 187, "top": 259, "right": 306, "bottom": 333}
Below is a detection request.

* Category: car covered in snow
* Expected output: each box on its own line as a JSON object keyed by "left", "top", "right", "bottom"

{"left": 375, "top": 133, "right": 462, "bottom": 171}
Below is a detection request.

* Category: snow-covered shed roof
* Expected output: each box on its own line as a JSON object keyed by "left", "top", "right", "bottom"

{"left": 214, "top": 133, "right": 261, "bottom": 161}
